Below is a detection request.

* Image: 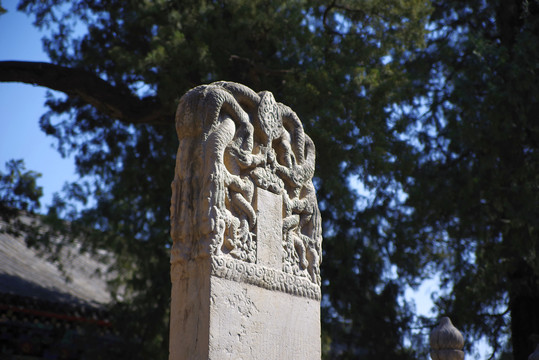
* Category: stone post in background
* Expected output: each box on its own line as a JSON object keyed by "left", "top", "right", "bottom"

{"left": 169, "top": 82, "right": 323, "bottom": 360}
{"left": 430, "top": 317, "right": 465, "bottom": 360}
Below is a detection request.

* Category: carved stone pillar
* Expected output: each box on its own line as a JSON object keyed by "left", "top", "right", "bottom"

{"left": 169, "top": 82, "right": 322, "bottom": 360}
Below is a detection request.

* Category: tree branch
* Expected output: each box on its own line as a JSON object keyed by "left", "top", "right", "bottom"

{"left": 0, "top": 61, "right": 170, "bottom": 125}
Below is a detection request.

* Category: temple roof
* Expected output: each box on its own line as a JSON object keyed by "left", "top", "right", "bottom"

{"left": 0, "top": 219, "right": 111, "bottom": 307}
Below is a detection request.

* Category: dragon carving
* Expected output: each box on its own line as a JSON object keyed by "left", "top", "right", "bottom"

{"left": 171, "top": 82, "right": 322, "bottom": 285}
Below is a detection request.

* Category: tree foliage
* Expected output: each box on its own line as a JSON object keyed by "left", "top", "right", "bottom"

{"left": 399, "top": 1, "right": 539, "bottom": 358}
{"left": 1, "top": 0, "right": 538, "bottom": 359}
{"left": 0, "top": 159, "right": 42, "bottom": 219}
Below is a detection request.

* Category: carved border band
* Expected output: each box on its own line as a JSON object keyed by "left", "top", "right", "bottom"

{"left": 211, "top": 256, "right": 321, "bottom": 301}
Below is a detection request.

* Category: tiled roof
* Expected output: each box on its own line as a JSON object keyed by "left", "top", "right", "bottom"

{"left": 0, "top": 219, "right": 111, "bottom": 307}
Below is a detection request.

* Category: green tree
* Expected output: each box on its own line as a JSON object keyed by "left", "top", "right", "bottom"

{"left": 7, "top": 0, "right": 539, "bottom": 359}
{"left": 398, "top": 0, "right": 539, "bottom": 358}
{"left": 6, "top": 0, "right": 512, "bottom": 358}
{"left": 0, "top": 159, "right": 42, "bottom": 221}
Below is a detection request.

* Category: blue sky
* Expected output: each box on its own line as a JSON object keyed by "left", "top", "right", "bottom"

{"left": 0, "top": 1, "right": 77, "bottom": 210}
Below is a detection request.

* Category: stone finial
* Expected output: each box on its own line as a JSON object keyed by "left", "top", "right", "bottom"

{"left": 529, "top": 344, "right": 539, "bottom": 360}
{"left": 430, "top": 317, "right": 465, "bottom": 360}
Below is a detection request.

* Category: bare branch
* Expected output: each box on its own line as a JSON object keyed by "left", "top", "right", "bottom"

{"left": 0, "top": 61, "right": 170, "bottom": 125}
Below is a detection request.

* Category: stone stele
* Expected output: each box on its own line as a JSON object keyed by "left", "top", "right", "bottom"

{"left": 169, "top": 81, "right": 323, "bottom": 360}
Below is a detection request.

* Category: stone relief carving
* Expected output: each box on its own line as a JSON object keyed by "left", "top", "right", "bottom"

{"left": 171, "top": 81, "right": 322, "bottom": 290}
{"left": 211, "top": 256, "right": 321, "bottom": 300}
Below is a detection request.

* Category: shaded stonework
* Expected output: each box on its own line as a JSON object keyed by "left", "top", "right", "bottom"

{"left": 169, "top": 82, "right": 322, "bottom": 359}
{"left": 430, "top": 317, "right": 465, "bottom": 360}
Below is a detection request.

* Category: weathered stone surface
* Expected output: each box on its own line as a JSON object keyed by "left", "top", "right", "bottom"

{"left": 255, "top": 188, "right": 282, "bottom": 269}
{"left": 169, "top": 82, "right": 322, "bottom": 360}
{"left": 209, "top": 277, "right": 321, "bottom": 360}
